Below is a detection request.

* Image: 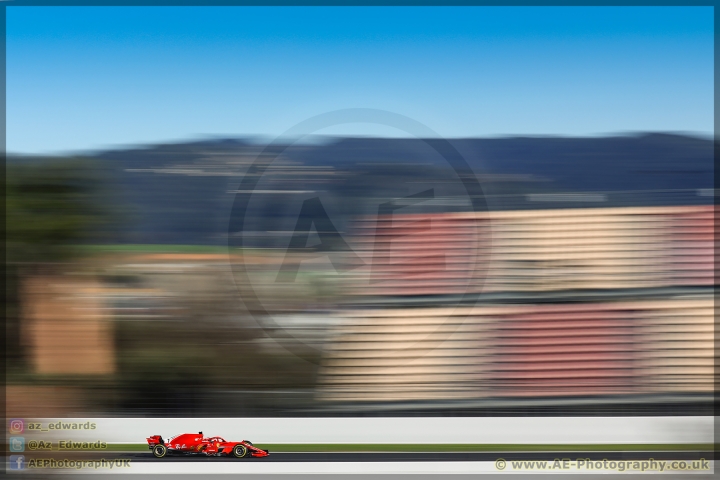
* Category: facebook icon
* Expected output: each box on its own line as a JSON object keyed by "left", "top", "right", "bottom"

{"left": 9, "top": 455, "right": 25, "bottom": 470}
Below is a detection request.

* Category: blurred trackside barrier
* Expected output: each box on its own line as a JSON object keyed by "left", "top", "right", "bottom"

{"left": 317, "top": 299, "right": 712, "bottom": 402}
{"left": 348, "top": 205, "right": 713, "bottom": 296}
{"left": 318, "top": 205, "right": 714, "bottom": 403}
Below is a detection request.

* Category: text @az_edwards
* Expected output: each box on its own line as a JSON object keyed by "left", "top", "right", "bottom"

{"left": 27, "top": 440, "right": 108, "bottom": 450}
{"left": 26, "top": 421, "right": 97, "bottom": 432}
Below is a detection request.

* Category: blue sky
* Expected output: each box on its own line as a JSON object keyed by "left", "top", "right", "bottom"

{"left": 7, "top": 6, "right": 714, "bottom": 154}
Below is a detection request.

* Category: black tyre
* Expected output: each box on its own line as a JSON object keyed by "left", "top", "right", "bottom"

{"left": 233, "top": 444, "right": 248, "bottom": 458}
{"left": 152, "top": 444, "right": 168, "bottom": 458}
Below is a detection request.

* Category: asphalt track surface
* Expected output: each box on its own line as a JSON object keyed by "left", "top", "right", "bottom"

{"left": 114, "top": 451, "right": 713, "bottom": 462}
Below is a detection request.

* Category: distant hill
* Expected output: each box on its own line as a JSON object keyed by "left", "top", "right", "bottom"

{"left": 13, "top": 133, "right": 713, "bottom": 245}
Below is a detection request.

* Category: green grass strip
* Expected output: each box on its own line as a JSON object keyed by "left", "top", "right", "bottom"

{"left": 81, "top": 244, "right": 230, "bottom": 254}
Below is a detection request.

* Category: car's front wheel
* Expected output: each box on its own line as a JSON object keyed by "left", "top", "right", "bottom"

{"left": 152, "top": 444, "right": 168, "bottom": 458}
{"left": 233, "top": 445, "right": 248, "bottom": 458}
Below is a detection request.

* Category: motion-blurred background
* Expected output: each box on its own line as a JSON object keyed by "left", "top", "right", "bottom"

{"left": 6, "top": 6, "right": 714, "bottom": 420}
{"left": 6, "top": 133, "right": 714, "bottom": 417}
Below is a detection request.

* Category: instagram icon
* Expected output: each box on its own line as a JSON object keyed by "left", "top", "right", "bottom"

{"left": 9, "top": 419, "right": 24, "bottom": 434}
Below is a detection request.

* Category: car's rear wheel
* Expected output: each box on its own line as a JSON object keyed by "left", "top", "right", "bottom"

{"left": 152, "top": 444, "right": 168, "bottom": 458}
{"left": 233, "top": 445, "right": 248, "bottom": 458}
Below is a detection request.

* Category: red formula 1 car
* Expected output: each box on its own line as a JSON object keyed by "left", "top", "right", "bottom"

{"left": 146, "top": 432, "right": 269, "bottom": 459}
